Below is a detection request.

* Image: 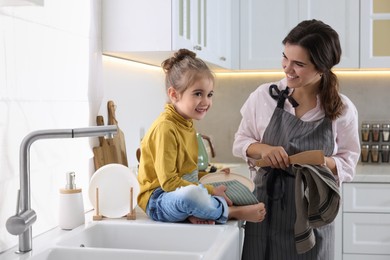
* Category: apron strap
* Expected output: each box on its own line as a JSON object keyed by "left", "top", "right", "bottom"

{"left": 269, "top": 84, "right": 299, "bottom": 108}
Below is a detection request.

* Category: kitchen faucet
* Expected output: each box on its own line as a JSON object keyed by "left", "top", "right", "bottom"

{"left": 6, "top": 125, "right": 118, "bottom": 253}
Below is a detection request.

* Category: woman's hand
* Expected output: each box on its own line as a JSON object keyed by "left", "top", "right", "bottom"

{"left": 212, "top": 185, "right": 233, "bottom": 206}
{"left": 260, "top": 145, "right": 289, "bottom": 169}
{"left": 248, "top": 143, "right": 289, "bottom": 169}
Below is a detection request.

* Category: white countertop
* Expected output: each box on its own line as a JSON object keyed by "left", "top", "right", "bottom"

{"left": 2, "top": 162, "right": 388, "bottom": 259}
{"left": 227, "top": 162, "right": 390, "bottom": 183}
{"left": 353, "top": 163, "right": 390, "bottom": 183}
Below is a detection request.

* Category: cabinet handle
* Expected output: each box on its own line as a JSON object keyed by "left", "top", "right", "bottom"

{"left": 193, "top": 45, "right": 202, "bottom": 51}
{"left": 220, "top": 57, "right": 226, "bottom": 61}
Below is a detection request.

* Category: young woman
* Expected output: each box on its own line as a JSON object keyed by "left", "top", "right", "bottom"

{"left": 233, "top": 20, "right": 360, "bottom": 259}
{"left": 137, "top": 49, "right": 266, "bottom": 225}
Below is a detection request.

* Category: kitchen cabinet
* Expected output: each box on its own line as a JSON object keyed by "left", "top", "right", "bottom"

{"left": 102, "top": 0, "right": 238, "bottom": 69}
{"left": 342, "top": 182, "right": 390, "bottom": 259}
{"left": 239, "top": 0, "right": 359, "bottom": 70}
{"left": 360, "top": 0, "right": 390, "bottom": 68}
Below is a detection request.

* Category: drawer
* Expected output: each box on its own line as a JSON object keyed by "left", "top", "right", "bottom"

{"left": 343, "top": 213, "right": 390, "bottom": 255}
{"left": 344, "top": 254, "right": 390, "bottom": 260}
{"left": 343, "top": 183, "right": 390, "bottom": 213}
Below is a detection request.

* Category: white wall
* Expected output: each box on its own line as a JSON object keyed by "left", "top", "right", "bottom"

{"left": 0, "top": 0, "right": 103, "bottom": 252}
{"left": 100, "top": 56, "right": 166, "bottom": 168}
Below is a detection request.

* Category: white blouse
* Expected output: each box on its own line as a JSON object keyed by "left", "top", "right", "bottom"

{"left": 232, "top": 78, "right": 361, "bottom": 184}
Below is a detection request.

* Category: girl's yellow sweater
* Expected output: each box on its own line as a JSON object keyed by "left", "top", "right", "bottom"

{"left": 137, "top": 104, "right": 212, "bottom": 211}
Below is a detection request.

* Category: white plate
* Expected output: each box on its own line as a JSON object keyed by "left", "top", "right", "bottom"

{"left": 199, "top": 172, "right": 255, "bottom": 192}
{"left": 89, "top": 164, "right": 139, "bottom": 218}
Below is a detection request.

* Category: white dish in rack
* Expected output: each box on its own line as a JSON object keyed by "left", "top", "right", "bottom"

{"left": 89, "top": 164, "right": 139, "bottom": 218}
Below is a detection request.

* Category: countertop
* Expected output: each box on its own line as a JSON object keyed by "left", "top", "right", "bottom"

{"left": 353, "top": 163, "right": 390, "bottom": 183}
{"left": 229, "top": 162, "right": 390, "bottom": 183}
{"left": 2, "top": 162, "right": 388, "bottom": 259}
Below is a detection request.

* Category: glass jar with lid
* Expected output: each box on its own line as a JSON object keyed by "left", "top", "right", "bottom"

{"left": 381, "top": 144, "right": 390, "bottom": 163}
{"left": 371, "top": 144, "right": 380, "bottom": 163}
{"left": 382, "top": 124, "right": 390, "bottom": 142}
{"left": 361, "top": 123, "right": 370, "bottom": 142}
{"left": 361, "top": 144, "right": 370, "bottom": 163}
{"left": 371, "top": 124, "right": 381, "bottom": 142}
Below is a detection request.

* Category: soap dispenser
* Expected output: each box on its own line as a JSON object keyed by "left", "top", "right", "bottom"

{"left": 59, "top": 172, "right": 85, "bottom": 230}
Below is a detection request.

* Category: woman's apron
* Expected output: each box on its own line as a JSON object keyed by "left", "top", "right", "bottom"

{"left": 241, "top": 86, "right": 335, "bottom": 260}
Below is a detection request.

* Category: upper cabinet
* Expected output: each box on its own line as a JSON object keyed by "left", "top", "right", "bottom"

{"left": 239, "top": 0, "right": 300, "bottom": 70}
{"left": 299, "top": 0, "right": 360, "bottom": 69}
{"left": 239, "top": 0, "right": 360, "bottom": 70}
{"left": 103, "top": 0, "right": 389, "bottom": 70}
{"left": 102, "top": 0, "right": 238, "bottom": 69}
{"left": 360, "top": 0, "right": 390, "bottom": 68}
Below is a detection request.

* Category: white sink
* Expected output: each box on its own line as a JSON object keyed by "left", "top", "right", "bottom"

{"left": 29, "top": 221, "right": 240, "bottom": 260}
{"left": 29, "top": 247, "right": 202, "bottom": 260}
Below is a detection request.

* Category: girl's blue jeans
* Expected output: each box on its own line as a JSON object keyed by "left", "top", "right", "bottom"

{"left": 146, "top": 185, "right": 228, "bottom": 223}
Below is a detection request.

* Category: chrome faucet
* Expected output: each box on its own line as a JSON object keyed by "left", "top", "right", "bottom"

{"left": 6, "top": 125, "right": 118, "bottom": 253}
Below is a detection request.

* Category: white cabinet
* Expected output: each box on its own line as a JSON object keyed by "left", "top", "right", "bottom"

{"left": 360, "top": 0, "right": 390, "bottom": 68}
{"left": 174, "top": 0, "right": 239, "bottom": 69}
{"left": 342, "top": 182, "right": 390, "bottom": 259}
{"left": 102, "top": 0, "right": 238, "bottom": 69}
{"left": 298, "top": 0, "right": 359, "bottom": 69}
{"left": 239, "top": 0, "right": 359, "bottom": 70}
{"left": 239, "top": 0, "right": 300, "bottom": 70}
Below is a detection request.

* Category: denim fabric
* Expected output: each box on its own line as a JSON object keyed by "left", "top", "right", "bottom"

{"left": 146, "top": 185, "right": 228, "bottom": 224}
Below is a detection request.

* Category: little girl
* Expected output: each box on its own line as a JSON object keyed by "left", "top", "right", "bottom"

{"left": 137, "top": 49, "right": 266, "bottom": 224}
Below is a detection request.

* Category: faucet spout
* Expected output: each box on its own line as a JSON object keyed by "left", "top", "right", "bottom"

{"left": 6, "top": 125, "right": 118, "bottom": 253}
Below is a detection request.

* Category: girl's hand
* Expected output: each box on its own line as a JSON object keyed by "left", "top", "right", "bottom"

{"left": 212, "top": 185, "right": 233, "bottom": 206}
{"left": 219, "top": 167, "right": 230, "bottom": 174}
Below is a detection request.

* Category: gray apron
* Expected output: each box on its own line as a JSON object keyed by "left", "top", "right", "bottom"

{"left": 242, "top": 85, "right": 335, "bottom": 260}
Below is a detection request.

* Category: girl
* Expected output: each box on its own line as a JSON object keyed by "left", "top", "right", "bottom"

{"left": 137, "top": 49, "right": 266, "bottom": 225}
{"left": 233, "top": 20, "right": 360, "bottom": 259}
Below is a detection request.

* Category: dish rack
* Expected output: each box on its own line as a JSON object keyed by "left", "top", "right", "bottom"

{"left": 92, "top": 187, "right": 136, "bottom": 220}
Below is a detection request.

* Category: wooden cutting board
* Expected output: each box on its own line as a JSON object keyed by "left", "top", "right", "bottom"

{"left": 255, "top": 150, "right": 325, "bottom": 167}
{"left": 93, "top": 116, "right": 118, "bottom": 170}
{"left": 107, "top": 100, "right": 128, "bottom": 167}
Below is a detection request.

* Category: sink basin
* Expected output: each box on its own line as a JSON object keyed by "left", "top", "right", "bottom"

{"left": 29, "top": 247, "right": 202, "bottom": 260}
{"left": 29, "top": 221, "right": 239, "bottom": 260}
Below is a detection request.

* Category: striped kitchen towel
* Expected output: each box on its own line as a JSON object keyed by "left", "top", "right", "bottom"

{"left": 207, "top": 180, "right": 259, "bottom": 206}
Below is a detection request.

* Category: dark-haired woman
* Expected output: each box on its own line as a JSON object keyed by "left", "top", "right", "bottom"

{"left": 233, "top": 20, "right": 360, "bottom": 259}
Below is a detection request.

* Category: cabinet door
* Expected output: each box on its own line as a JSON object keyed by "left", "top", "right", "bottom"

{"left": 102, "top": 0, "right": 173, "bottom": 65}
{"left": 299, "top": 0, "right": 360, "bottom": 69}
{"left": 343, "top": 213, "right": 390, "bottom": 255}
{"left": 344, "top": 255, "right": 390, "bottom": 260}
{"left": 200, "top": 0, "right": 239, "bottom": 69}
{"left": 361, "top": 0, "right": 390, "bottom": 68}
{"left": 240, "top": 0, "right": 359, "bottom": 70}
{"left": 343, "top": 183, "right": 390, "bottom": 213}
{"left": 240, "top": 0, "right": 300, "bottom": 70}
{"left": 174, "top": 0, "right": 239, "bottom": 69}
